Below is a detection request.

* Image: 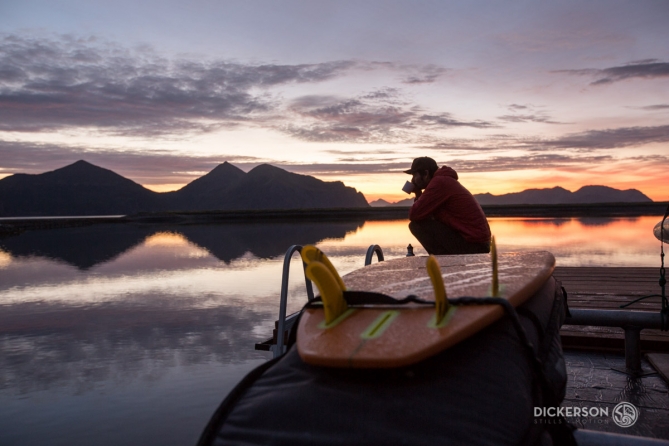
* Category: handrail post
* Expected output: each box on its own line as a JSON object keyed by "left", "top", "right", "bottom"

{"left": 274, "top": 245, "right": 314, "bottom": 358}
{"left": 365, "top": 245, "right": 384, "bottom": 266}
{"left": 565, "top": 309, "right": 662, "bottom": 376}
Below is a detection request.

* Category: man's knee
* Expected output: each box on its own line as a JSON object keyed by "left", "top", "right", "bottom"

{"left": 408, "top": 220, "right": 420, "bottom": 234}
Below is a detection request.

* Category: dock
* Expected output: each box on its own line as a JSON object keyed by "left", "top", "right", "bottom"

{"left": 555, "top": 266, "right": 669, "bottom": 440}
{"left": 554, "top": 267, "right": 669, "bottom": 351}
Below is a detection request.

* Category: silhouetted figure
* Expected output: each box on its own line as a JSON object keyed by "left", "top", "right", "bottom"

{"left": 405, "top": 157, "right": 491, "bottom": 255}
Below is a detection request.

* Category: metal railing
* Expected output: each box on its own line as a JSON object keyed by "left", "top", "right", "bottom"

{"left": 273, "top": 245, "right": 314, "bottom": 357}
{"left": 364, "top": 245, "right": 384, "bottom": 266}
{"left": 564, "top": 309, "right": 663, "bottom": 376}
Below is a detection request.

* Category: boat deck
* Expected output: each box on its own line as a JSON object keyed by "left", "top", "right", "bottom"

{"left": 556, "top": 266, "right": 669, "bottom": 439}
{"left": 554, "top": 267, "right": 669, "bottom": 351}
{"left": 564, "top": 350, "right": 669, "bottom": 439}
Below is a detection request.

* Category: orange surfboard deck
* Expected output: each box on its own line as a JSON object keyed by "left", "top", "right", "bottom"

{"left": 297, "top": 251, "right": 555, "bottom": 368}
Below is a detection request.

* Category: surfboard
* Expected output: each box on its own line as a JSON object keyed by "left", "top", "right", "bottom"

{"left": 296, "top": 251, "right": 555, "bottom": 368}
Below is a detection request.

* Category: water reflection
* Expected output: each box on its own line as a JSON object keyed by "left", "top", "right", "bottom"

{"left": 0, "top": 221, "right": 364, "bottom": 269}
{"left": 0, "top": 301, "right": 273, "bottom": 395}
{"left": 0, "top": 224, "right": 154, "bottom": 269}
{"left": 488, "top": 216, "right": 661, "bottom": 267}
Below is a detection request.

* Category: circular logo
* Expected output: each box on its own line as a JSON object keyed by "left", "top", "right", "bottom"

{"left": 612, "top": 402, "right": 639, "bottom": 428}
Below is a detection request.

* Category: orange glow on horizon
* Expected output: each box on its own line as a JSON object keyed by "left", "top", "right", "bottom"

{"left": 489, "top": 217, "right": 658, "bottom": 250}
{"left": 314, "top": 217, "right": 663, "bottom": 267}
{"left": 143, "top": 231, "right": 191, "bottom": 246}
{"left": 367, "top": 172, "right": 668, "bottom": 203}
{"left": 143, "top": 183, "right": 187, "bottom": 193}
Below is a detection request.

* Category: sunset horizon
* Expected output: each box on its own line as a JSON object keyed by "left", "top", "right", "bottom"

{"left": 2, "top": 157, "right": 663, "bottom": 204}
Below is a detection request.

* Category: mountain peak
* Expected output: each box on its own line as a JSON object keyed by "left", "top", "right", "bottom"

{"left": 172, "top": 162, "right": 246, "bottom": 201}
{"left": 49, "top": 160, "right": 130, "bottom": 182}
{"left": 59, "top": 160, "right": 103, "bottom": 171}
{"left": 207, "top": 162, "right": 246, "bottom": 177}
{"left": 369, "top": 199, "right": 391, "bottom": 207}
{"left": 247, "top": 163, "right": 290, "bottom": 177}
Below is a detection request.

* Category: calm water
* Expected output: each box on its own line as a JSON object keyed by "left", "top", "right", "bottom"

{"left": 0, "top": 217, "right": 665, "bottom": 445}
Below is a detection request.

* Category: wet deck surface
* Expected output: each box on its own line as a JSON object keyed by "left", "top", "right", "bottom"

{"left": 564, "top": 350, "right": 669, "bottom": 439}
{"left": 554, "top": 267, "right": 669, "bottom": 350}
{"left": 555, "top": 267, "right": 669, "bottom": 439}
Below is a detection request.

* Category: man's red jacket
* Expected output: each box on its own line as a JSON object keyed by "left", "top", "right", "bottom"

{"left": 409, "top": 166, "right": 491, "bottom": 244}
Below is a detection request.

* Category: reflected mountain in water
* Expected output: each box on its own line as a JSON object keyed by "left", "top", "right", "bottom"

{"left": 0, "top": 224, "right": 155, "bottom": 269}
{"left": 0, "top": 221, "right": 364, "bottom": 269}
{"left": 179, "top": 221, "right": 363, "bottom": 262}
{"left": 0, "top": 300, "right": 273, "bottom": 394}
{"left": 517, "top": 217, "right": 637, "bottom": 228}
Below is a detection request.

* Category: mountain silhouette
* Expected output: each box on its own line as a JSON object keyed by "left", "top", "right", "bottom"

{"left": 474, "top": 186, "right": 651, "bottom": 205}
{"left": 220, "top": 164, "right": 368, "bottom": 210}
{"left": 0, "top": 160, "right": 163, "bottom": 216}
{"left": 165, "top": 162, "right": 247, "bottom": 211}
{"left": 372, "top": 185, "right": 651, "bottom": 207}
{"left": 0, "top": 161, "right": 369, "bottom": 217}
{"left": 370, "top": 198, "right": 413, "bottom": 207}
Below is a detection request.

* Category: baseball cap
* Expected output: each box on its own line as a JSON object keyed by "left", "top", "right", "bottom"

{"left": 404, "top": 157, "right": 438, "bottom": 175}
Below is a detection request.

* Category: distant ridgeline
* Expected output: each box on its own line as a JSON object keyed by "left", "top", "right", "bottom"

{"left": 0, "top": 161, "right": 369, "bottom": 217}
{"left": 370, "top": 186, "right": 652, "bottom": 207}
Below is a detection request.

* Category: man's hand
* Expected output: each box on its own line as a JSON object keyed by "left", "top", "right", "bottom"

{"left": 414, "top": 188, "right": 422, "bottom": 200}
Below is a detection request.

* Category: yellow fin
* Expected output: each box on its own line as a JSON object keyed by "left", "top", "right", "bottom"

{"left": 305, "top": 261, "right": 348, "bottom": 324}
{"left": 301, "top": 245, "right": 347, "bottom": 291}
{"left": 426, "top": 255, "right": 449, "bottom": 324}
{"left": 491, "top": 236, "right": 499, "bottom": 297}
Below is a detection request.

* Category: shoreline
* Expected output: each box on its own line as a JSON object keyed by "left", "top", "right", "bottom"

{"left": 1, "top": 202, "right": 667, "bottom": 235}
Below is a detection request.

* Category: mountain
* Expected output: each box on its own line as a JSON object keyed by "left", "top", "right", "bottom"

{"left": 474, "top": 186, "right": 652, "bottom": 205}
{"left": 369, "top": 198, "right": 413, "bottom": 207}
{"left": 165, "top": 162, "right": 247, "bottom": 211}
{"left": 0, "top": 160, "right": 162, "bottom": 216}
{"left": 369, "top": 199, "right": 392, "bottom": 207}
{"left": 569, "top": 186, "right": 652, "bottom": 204}
{"left": 218, "top": 164, "right": 368, "bottom": 210}
{"left": 370, "top": 185, "right": 652, "bottom": 207}
{"left": 0, "top": 161, "right": 369, "bottom": 217}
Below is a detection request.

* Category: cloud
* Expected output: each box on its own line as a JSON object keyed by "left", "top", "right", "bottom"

{"left": 0, "top": 34, "right": 355, "bottom": 135}
{"left": 0, "top": 35, "right": 476, "bottom": 142}
{"left": 497, "top": 103, "right": 562, "bottom": 124}
{"left": 445, "top": 154, "right": 615, "bottom": 172}
{"left": 424, "top": 124, "right": 669, "bottom": 152}
{"left": 536, "top": 124, "right": 669, "bottom": 150}
{"left": 282, "top": 89, "right": 496, "bottom": 143}
{"left": 401, "top": 65, "right": 449, "bottom": 84}
{"left": 418, "top": 113, "right": 497, "bottom": 129}
{"left": 555, "top": 60, "right": 669, "bottom": 85}
{"left": 279, "top": 154, "right": 669, "bottom": 176}
{"left": 631, "top": 104, "right": 669, "bottom": 111}
{"left": 497, "top": 114, "right": 559, "bottom": 123}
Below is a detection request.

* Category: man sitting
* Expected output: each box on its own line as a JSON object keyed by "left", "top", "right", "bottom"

{"left": 406, "top": 157, "right": 491, "bottom": 255}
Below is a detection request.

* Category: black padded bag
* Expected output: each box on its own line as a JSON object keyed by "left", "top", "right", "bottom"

{"left": 198, "top": 276, "right": 570, "bottom": 446}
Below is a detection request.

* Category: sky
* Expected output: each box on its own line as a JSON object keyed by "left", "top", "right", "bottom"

{"left": 0, "top": 0, "right": 668, "bottom": 202}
